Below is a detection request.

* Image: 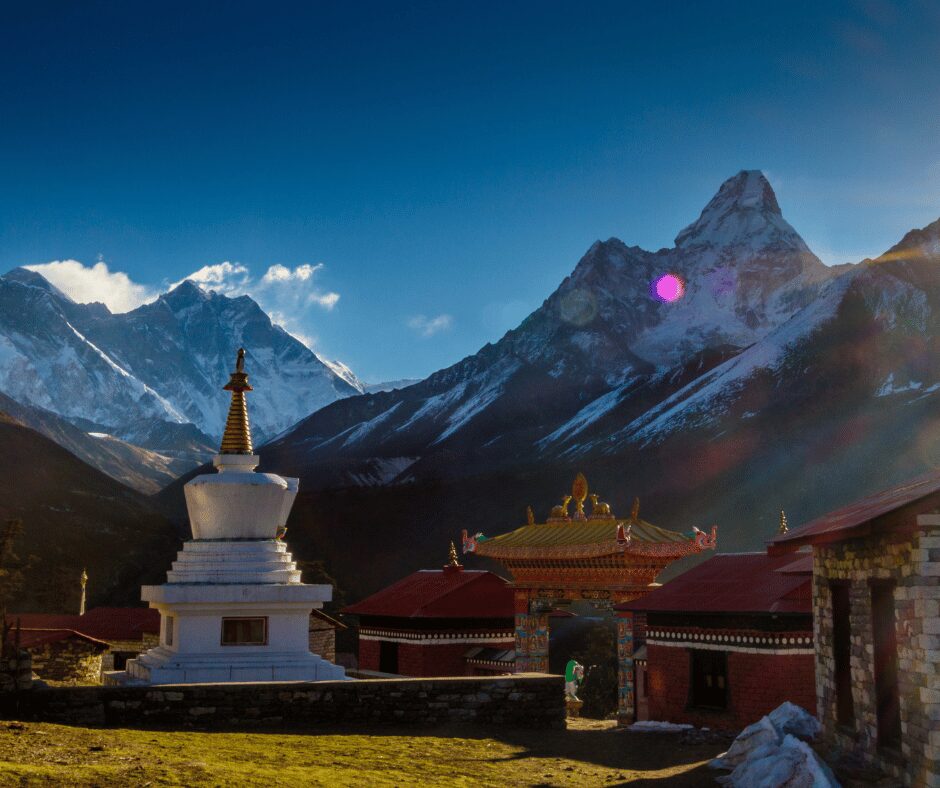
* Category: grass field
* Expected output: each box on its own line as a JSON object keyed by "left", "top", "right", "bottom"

{"left": 0, "top": 718, "right": 725, "bottom": 786}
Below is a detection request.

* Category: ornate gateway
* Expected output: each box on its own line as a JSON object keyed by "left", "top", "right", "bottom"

{"left": 461, "top": 472, "right": 717, "bottom": 722}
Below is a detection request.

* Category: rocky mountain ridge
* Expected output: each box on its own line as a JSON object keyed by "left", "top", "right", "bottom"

{"left": 0, "top": 270, "right": 361, "bottom": 449}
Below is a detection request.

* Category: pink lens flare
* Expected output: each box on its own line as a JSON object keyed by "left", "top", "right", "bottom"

{"left": 653, "top": 273, "right": 685, "bottom": 303}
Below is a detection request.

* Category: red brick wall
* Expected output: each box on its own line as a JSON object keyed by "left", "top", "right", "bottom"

{"left": 357, "top": 639, "right": 509, "bottom": 677}
{"left": 646, "top": 645, "right": 815, "bottom": 731}
{"left": 727, "top": 651, "right": 816, "bottom": 727}
{"left": 359, "top": 639, "right": 380, "bottom": 672}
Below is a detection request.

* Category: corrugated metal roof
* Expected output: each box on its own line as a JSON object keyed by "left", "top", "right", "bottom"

{"left": 342, "top": 567, "right": 514, "bottom": 619}
{"left": 773, "top": 468, "right": 940, "bottom": 547}
{"left": 616, "top": 552, "right": 812, "bottom": 615}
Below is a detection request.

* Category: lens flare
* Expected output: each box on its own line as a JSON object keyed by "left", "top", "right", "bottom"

{"left": 653, "top": 273, "right": 685, "bottom": 303}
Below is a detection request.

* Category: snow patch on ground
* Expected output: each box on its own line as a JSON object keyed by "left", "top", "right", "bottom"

{"left": 618, "top": 274, "right": 853, "bottom": 445}
{"left": 626, "top": 721, "right": 694, "bottom": 733}
{"left": 875, "top": 372, "right": 924, "bottom": 397}
{"left": 537, "top": 378, "right": 637, "bottom": 449}
{"left": 341, "top": 402, "right": 402, "bottom": 448}
{"left": 346, "top": 456, "right": 419, "bottom": 486}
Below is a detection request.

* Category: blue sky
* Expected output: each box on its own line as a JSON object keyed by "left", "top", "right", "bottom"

{"left": 1, "top": 1, "right": 938, "bottom": 381}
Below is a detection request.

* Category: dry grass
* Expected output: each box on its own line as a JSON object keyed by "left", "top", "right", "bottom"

{"left": 0, "top": 718, "right": 723, "bottom": 786}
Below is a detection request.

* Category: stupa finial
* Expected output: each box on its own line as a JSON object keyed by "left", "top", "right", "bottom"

{"left": 447, "top": 541, "right": 462, "bottom": 568}
{"left": 220, "top": 348, "right": 254, "bottom": 455}
{"left": 778, "top": 509, "right": 789, "bottom": 534}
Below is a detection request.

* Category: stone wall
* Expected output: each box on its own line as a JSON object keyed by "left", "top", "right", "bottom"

{"left": 0, "top": 654, "right": 33, "bottom": 693}
{"left": 813, "top": 515, "right": 939, "bottom": 787}
{"left": 30, "top": 641, "right": 103, "bottom": 685}
{"left": 100, "top": 635, "right": 160, "bottom": 672}
{"left": 0, "top": 674, "right": 564, "bottom": 729}
{"left": 308, "top": 628, "right": 336, "bottom": 663}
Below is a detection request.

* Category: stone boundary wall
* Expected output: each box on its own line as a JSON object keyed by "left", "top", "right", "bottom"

{"left": 0, "top": 674, "right": 565, "bottom": 730}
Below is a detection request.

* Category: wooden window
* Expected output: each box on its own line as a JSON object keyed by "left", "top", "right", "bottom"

{"left": 221, "top": 617, "right": 268, "bottom": 646}
{"left": 830, "top": 583, "right": 854, "bottom": 726}
{"left": 690, "top": 649, "right": 727, "bottom": 709}
{"left": 871, "top": 582, "right": 901, "bottom": 750}
{"left": 379, "top": 640, "right": 399, "bottom": 674}
{"left": 164, "top": 615, "right": 174, "bottom": 647}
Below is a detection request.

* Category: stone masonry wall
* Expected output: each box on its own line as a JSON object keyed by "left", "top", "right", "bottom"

{"left": 813, "top": 516, "right": 940, "bottom": 788}
{"left": 307, "top": 629, "right": 335, "bottom": 663}
{"left": 30, "top": 642, "right": 103, "bottom": 685}
{"left": 0, "top": 674, "right": 565, "bottom": 730}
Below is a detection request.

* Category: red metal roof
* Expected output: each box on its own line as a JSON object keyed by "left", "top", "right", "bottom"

{"left": 342, "top": 566, "right": 514, "bottom": 619}
{"left": 773, "top": 468, "right": 940, "bottom": 548}
{"left": 17, "top": 628, "right": 109, "bottom": 650}
{"left": 12, "top": 607, "right": 159, "bottom": 643}
{"left": 616, "top": 552, "right": 812, "bottom": 615}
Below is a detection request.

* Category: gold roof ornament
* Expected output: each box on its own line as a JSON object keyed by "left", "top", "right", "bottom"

{"left": 447, "top": 541, "right": 462, "bottom": 568}
{"left": 526, "top": 506, "right": 535, "bottom": 525}
{"left": 220, "top": 348, "right": 254, "bottom": 455}
{"left": 572, "top": 472, "right": 589, "bottom": 520}
{"left": 631, "top": 497, "right": 641, "bottom": 523}
{"left": 778, "top": 509, "right": 789, "bottom": 535}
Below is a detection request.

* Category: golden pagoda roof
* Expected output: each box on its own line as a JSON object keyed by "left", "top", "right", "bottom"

{"left": 461, "top": 474, "right": 717, "bottom": 561}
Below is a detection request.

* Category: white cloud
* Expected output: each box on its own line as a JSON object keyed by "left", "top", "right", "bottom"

{"left": 24, "top": 260, "right": 157, "bottom": 313}
{"left": 408, "top": 313, "right": 454, "bottom": 337}
{"left": 24, "top": 257, "right": 348, "bottom": 365}
{"left": 173, "top": 262, "right": 251, "bottom": 295}
{"left": 261, "top": 263, "right": 322, "bottom": 283}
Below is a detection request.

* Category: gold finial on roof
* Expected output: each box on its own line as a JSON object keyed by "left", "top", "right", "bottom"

{"left": 220, "top": 348, "right": 254, "bottom": 455}
{"left": 572, "top": 473, "right": 588, "bottom": 519}
{"left": 448, "top": 541, "right": 462, "bottom": 568}
{"left": 79, "top": 568, "right": 88, "bottom": 616}
{"left": 526, "top": 506, "right": 535, "bottom": 525}
{"left": 779, "top": 510, "right": 789, "bottom": 534}
{"left": 631, "top": 497, "right": 640, "bottom": 523}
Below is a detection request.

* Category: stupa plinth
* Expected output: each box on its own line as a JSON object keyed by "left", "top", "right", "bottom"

{"left": 110, "top": 349, "right": 346, "bottom": 685}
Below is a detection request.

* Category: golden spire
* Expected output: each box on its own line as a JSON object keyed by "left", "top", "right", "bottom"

{"left": 526, "top": 506, "right": 535, "bottom": 525}
{"left": 572, "top": 472, "right": 588, "bottom": 520}
{"left": 220, "top": 348, "right": 254, "bottom": 455}
{"left": 631, "top": 497, "right": 640, "bottom": 523}
{"left": 447, "top": 541, "right": 462, "bottom": 568}
{"left": 778, "top": 509, "right": 789, "bottom": 535}
{"left": 79, "top": 568, "right": 88, "bottom": 616}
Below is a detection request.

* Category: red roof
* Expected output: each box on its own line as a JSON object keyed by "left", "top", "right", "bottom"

{"left": 342, "top": 566, "right": 514, "bottom": 619}
{"left": 78, "top": 607, "right": 160, "bottom": 640}
{"left": 12, "top": 607, "right": 159, "bottom": 643}
{"left": 616, "top": 552, "right": 812, "bottom": 615}
{"left": 17, "top": 628, "right": 109, "bottom": 650}
{"left": 773, "top": 468, "right": 940, "bottom": 548}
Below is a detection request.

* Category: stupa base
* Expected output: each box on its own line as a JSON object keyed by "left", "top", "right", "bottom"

{"left": 106, "top": 646, "right": 347, "bottom": 686}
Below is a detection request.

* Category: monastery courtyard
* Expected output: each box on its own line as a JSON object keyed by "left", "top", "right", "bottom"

{"left": 0, "top": 718, "right": 728, "bottom": 786}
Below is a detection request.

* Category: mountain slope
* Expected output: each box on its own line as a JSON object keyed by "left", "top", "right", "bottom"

{"left": 0, "top": 271, "right": 360, "bottom": 443}
{"left": 0, "top": 412, "right": 180, "bottom": 611}
{"left": 214, "top": 171, "right": 940, "bottom": 605}
{"left": 262, "top": 171, "right": 842, "bottom": 484}
{"left": 0, "top": 390, "right": 196, "bottom": 494}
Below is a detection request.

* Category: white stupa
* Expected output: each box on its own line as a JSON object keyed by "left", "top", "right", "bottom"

{"left": 113, "top": 349, "right": 346, "bottom": 685}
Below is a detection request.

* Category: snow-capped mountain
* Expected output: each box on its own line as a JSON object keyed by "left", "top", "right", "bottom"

{"left": 0, "top": 271, "right": 360, "bottom": 443}
{"left": 162, "top": 170, "right": 940, "bottom": 605}
{"left": 262, "top": 171, "right": 843, "bottom": 478}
